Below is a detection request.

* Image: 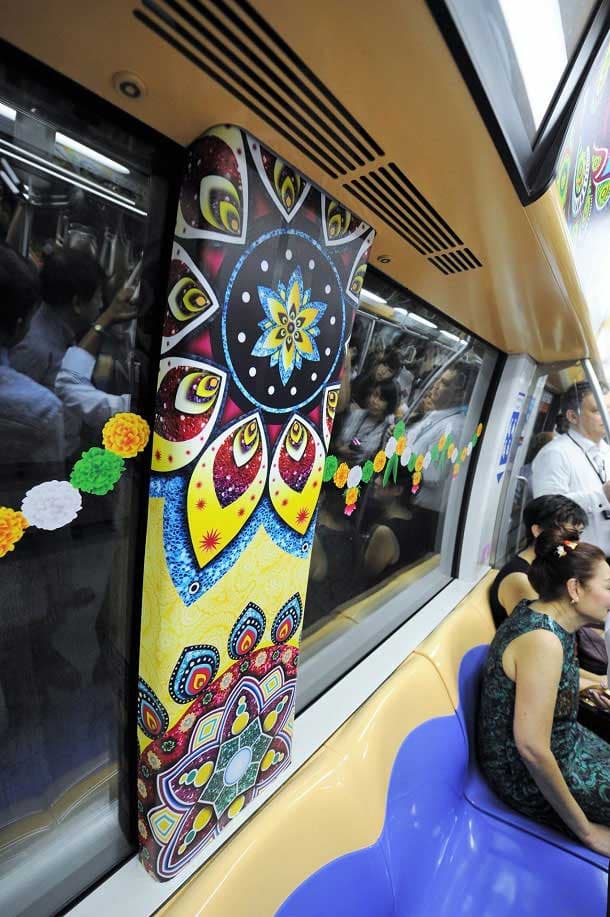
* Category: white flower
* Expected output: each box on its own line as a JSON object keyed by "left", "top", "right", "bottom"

{"left": 467, "top": 442, "right": 473, "bottom": 456}
{"left": 385, "top": 437, "right": 397, "bottom": 459}
{"left": 400, "top": 450, "right": 409, "bottom": 467}
{"left": 347, "top": 465, "right": 363, "bottom": 488}
{"left": 21, "top": 480, "right": 82, "bottom": 531}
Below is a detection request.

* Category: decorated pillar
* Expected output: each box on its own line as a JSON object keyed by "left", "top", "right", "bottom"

{"left": 136, "top": 126, "right": 374, "bottom": 880}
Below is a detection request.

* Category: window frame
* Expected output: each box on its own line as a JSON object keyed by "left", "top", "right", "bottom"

{"left": 426, "top": 0, "right": 610, "bottom": 204}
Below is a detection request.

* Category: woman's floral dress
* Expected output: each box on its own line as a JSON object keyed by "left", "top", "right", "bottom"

{"left": 477, "top": 600, "right": 610, "bottom": 831}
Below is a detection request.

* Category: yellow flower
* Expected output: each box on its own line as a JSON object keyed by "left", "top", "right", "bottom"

{"left": 102, "top": 412, "right": 150, "bottom": 458}
{"left": 395, "top": 435, "right": 407, "bottom": 456}
{"left": 373, "top": 451, "right": 387, "bottom": 473}
{"left": 453, "top": 462, "right": 461, "bottom": 477}
{"left": 345, "top": 487, "right": 359, "bottom": 506}
{"left": 461, "top": 447, "right": 468, "bottom": 462}
{"left": 415, "top": 454, "right": 424, "bottom": 473}
{"left": 333, "top": 462, "right": 350, "bottom": 488}
{"left": 438, "top": 434, "right": 447, "bottom": 451}
{"left": 412, "top": 471, "right": 422, "bottom": 486}
{"left": 0, "top": 507, "right": 28, "bottom": 558}
{"left": 476, "top": 423, "right": 483, "bottom": 437}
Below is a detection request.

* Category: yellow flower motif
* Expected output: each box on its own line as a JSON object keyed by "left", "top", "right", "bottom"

{"left": 412, "top": 471, "right": 422, "bottom": 486}
{"left": 453, "top": 462, "right": 461, "bottom": 477}
{"left": 0, "top": 507, "right": 28, "bottom": 558}
{"left": 395, "top": 435, "right": 407, "bottom": 456}
{"left": 345, "top": 487, "right": 359, "bottom": 506}
{"left": 476, "top": 423, "right": 483, "bottom": 437}
{"left": 333, "top": 462, "right": 350, "bottom": 488}
{"left": 137, "top": 778, "right": 147, "bottom": 799}
{"left": 438, "top": 434, "right": 447, "bottom": 452}
{"left": 138, "top": 818, "right": 148, "bottom": 840}
{"left": 373, "top": 451, "right": 387, "bottom": 473}
{"left": 448, "top": 444, "right": 456, "bottom": 461}
{"left": 415, "top": 454, "right": 424, "bottom": 473}
{"left": 461, "top": 447, "right": 468, "bottom": 462}
{"left": 102, "top": 412, "right": 150, "bottom": 458}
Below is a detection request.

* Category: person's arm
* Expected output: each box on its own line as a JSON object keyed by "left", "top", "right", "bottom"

{"left": 497, "top": 571, "right": 537, "bottom": 617}
{"left": 55, "top": 288, "right": 136, "bottom": 430}
{"left": 532, "top": 446, "right": 610, "bottom": 515}
{"left": 55, "top": 349, "right": 130, "bottom": 430}
{"left": 512, "top": 629, "right": 610, "bottom": 854}
{"left": 364, "top": 525, "right": 400, "bottom": 579}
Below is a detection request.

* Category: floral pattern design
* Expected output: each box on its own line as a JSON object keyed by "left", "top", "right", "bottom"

{"left": 251, "top": 265, "right": 326, "bottom": 385}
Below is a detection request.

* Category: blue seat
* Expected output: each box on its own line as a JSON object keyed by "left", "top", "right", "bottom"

{"left": 277, "top": 647, "right": 608, "bottom": 916}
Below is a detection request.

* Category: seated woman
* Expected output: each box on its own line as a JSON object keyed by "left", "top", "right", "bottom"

{"left": 477, "top": 530, "right": 610, "bottom": 855}
{"left": 489, "top": 495, "right": 587, "bottom": 630}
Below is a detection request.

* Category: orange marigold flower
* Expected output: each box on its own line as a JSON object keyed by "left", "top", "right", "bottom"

{"left": 453, "top": 462, "right": 461, "bottom": 478}
{"left": 373, "top": 451, "right": 386, "bottom": 473}
{"left": 345, "top": 487, "right": 359, "bottom": 506}
{"left": 461, "top": 447, "right": 468, "bottom": 462}
{"left": 333, "top": 462, "right": 350, "bottom": 488}
{"left": 103, "top": 412, "right": 150, "bottom": 458}
{"left": 438, "top": 434, "right": 447, "bottom": 452}
{"left": 476, "top": 423, "right": 483, "bottom": 437}
{"left": 415, "top": 454, "right": 424, "bottom": 473}
{"left": 0, "top": 507, "right": 28, "bottom": 558}
{"left": 412, "top": 471, "right": 422, "bottom": 486}
{"left": 395, "top": 435, "right": 407, "bottom": 456}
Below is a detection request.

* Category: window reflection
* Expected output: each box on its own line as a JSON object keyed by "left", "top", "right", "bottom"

{"left": 302, "top": 270, "right": 488, "bottom": 644}
{"left": 0, "top": 86, "right": 165, "bottom": 917}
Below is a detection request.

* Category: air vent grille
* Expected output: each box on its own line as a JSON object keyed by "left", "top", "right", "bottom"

{"left": 134, "top": 0, "right": 384, "bottom": 179}
{"left": 344, "top": 162, "right": 482, "bottom": 274}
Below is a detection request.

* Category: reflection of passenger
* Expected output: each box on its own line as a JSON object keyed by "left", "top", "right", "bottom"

{"left": 0, "top": 243, "right": 63, "bottom": 464}
{"left": 335, "top": 381, "right": 399, "bottom": 463}
{"left": 407, "top": 366, "right": 469, "bottom": 512}
{"left": 55, "top": 283, "right": 136, "bottom": 455}
{"left": 306, "top": 486, "right": 362, "bottom": 629}
{"left": 352, "top": 348, "right": 400, "bottom": 407}
{"left": 364, "top": 472, "right": 421, "bottom": 582}
{"left": 10, "top": 248, "right": 103, "bottom": 390}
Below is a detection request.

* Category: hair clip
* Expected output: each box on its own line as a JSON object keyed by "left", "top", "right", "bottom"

{"left": 556, "top": 540, "right": 578, "bottom": 558}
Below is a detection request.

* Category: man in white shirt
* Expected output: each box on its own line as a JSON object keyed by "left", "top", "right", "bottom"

{"left": 532, "top": 382, "right": 610, "bottom": 556}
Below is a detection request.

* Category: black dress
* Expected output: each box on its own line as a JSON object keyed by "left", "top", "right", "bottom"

{"left": 488, "top": 555, "right": 530, "bottom": 629}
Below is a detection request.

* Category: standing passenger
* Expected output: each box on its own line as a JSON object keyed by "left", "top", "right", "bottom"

{"left": 532, "top": 382, "right": 610, "bottom": 557}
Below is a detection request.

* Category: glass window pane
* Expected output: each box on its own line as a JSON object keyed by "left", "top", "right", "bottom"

{"left": 299, "top": 267, "right": 497, "bottom": 707}
{"left": 446, "top": 0, "right": 599, "bottom": 146}
{"left": 0, "top": 68, "right": 169, "bottom": 916}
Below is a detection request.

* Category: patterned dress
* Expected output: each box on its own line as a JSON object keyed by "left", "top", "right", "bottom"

{"left": 477, "top": 600, "right": 610, "bottom": 831}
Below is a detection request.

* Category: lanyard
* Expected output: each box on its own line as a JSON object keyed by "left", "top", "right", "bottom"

{"left": 567, "top": 433, "right": 607, "bottom": 484}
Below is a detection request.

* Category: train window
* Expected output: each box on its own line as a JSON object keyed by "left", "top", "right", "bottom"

{"left": 436, "top": 0, "right": 602, "bottom": 196}
{"left": 297, "top": 267, "right": 497, "bottom": 708}
{"left": 0, "top": 67, "right": 175, "bottom": 916}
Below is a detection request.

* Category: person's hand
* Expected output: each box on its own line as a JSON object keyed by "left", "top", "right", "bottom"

{"left": 580, "top": 822, "right": 610, "bottom": 856}
{"left": 582, "top": 685, "right": 610, "bottom": 711}
{"left": 100, "top": 286, "right": 138, "bottom": 326}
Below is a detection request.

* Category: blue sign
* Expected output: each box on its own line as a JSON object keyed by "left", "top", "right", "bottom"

{"left": 497, "top": 392, "right": 525, "bottom": 483}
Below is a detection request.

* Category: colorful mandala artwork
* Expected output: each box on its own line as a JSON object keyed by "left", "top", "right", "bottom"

{"left": 271, "top": 593, "right": 303, "bottom": 644}
{"left": 138, "top": 124, "right": 373, "bottom": 879}
{"left": 138, "top": 677, "right": 169, "bottom": 740}
{"left": 169, "top": 645, "right": 220, "bottom": 704}
{"left": 139, "top": 644, "right": 298, "bottom": 881}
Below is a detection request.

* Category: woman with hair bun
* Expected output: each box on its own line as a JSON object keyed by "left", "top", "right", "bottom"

{"left": 478, "top": 528, "right": 610, "bottom": 855}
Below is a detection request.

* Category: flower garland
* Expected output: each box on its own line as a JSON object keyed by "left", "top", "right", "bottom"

{"left": 323, "top": 420, "right": 484, "bottom": 516}
{"left": 0, "top": 412, "right": 150, "bottom": 558}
